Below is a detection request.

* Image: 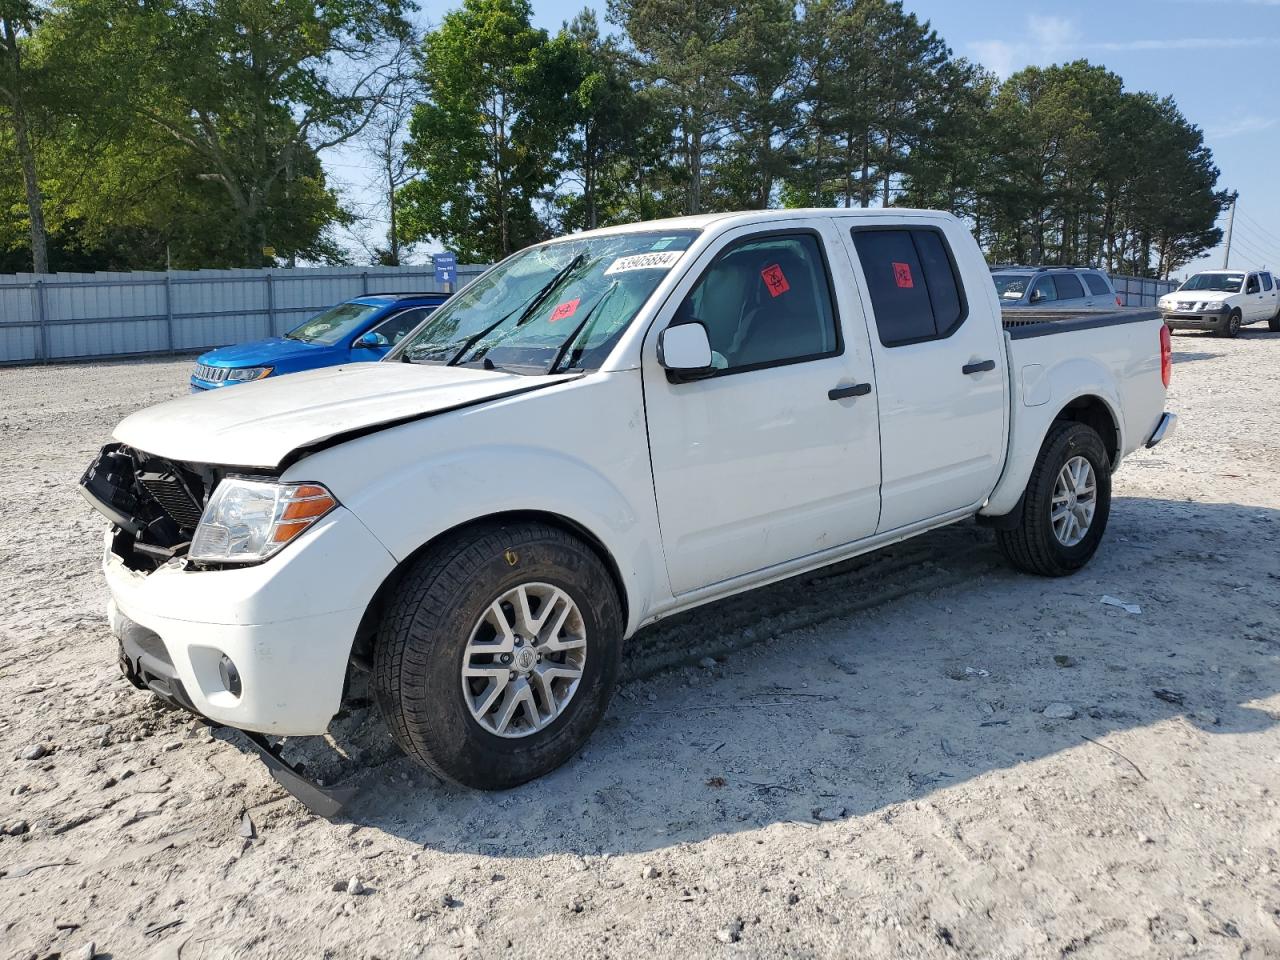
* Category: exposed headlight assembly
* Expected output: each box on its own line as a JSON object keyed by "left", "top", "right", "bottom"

{"left": 190, "top": 479, "right": 337, "bottom": 564}
{"left": 226, "top": 366, "right": 273, "bottom": 382}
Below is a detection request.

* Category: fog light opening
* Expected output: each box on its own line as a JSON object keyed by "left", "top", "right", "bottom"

{"left": 218, "top": 654, "right": 243, "bottom": 698}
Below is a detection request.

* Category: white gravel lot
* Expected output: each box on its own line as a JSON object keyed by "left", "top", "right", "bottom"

{"left": 1, "top": 328, "right": 1279, "bottom": 960}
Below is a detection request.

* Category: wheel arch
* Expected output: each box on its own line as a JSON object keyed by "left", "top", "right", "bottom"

{"left": 1052, "top": 393, "right": 1121, "bottom": 466}
{"left": 981, "top": 388, "right": 1123, "bottom": 523}
{"left": 349, "top": 510, "right": 631, "bottom": 668}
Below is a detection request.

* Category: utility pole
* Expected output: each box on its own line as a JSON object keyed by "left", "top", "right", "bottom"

{"left": 1222, "top": 191, "right": 1239, "bottom": 268}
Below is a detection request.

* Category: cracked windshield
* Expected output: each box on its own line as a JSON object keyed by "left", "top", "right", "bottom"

{"left": 395, "top": 230, "right": 699, "bottom": 374}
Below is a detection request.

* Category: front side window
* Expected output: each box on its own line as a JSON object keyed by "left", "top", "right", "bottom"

{"left": 851, "top": 227, "right": 966, "bottom": 347}
{"left": 394, "top": 230, "right": 699, "bottom": 374}
{"left": 1246, "top": 274, "right": 1260, "bottom": 294}
{"left": 1054, "top": 273, "right": 1086, "bottom": 300}
{"left": 372, "top": 307, "right": 435, "bottom": 346}
{"left": 287, "top": 302, "right": 383, "bottom": 345}
{"left": 1083, "top": 273, "right": 1111, "bottom": 296}
{"left": 1030, "top": 277, "right": 1058, "bottom": 304}
{"left": 676, "top": 232, "right": 840, "bottom": 371}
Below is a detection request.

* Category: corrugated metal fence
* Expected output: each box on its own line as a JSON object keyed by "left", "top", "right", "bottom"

{"left": 1112, "top": 275, "right": 1177, "bottom": 307}
{"left": 0, "top": 264, "right": 488, "bottom": 365}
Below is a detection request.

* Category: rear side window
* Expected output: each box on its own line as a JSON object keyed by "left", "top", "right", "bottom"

{"left": 851, "top": 227, "right": 967, "bottom": 347}
{"left": 1083, "top": 273, "right": 1111, "bottom": 296}
{"left": 1263, "top": 273, "right": 1274, "bottom": 291}
{"left": 1053, "top": 273, "right": 1085, "bottom": 300}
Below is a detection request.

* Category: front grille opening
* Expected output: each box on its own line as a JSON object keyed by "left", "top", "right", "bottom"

{"left": 82, "top": 444, "right": 212, "bottom": 571}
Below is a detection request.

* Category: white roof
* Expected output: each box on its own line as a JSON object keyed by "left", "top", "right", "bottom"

{"left": 559, "top": 207, "right": 950, "bottom": 243}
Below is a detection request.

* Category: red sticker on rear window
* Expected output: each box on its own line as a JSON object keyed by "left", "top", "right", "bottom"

{"left": 893, "top": 262, "right": 914, "bottom": 289}
{"left": 548, "top": 298, "right": 580, "bottom": 322}
{"left": 761, "top": 264, "right": 790, "bottom": 297}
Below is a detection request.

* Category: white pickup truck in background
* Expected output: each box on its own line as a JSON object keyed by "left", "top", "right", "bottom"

{"left": 1159, "top": 268, "right": 1280, "bottom": 336}
{"left": 80, "top": 209, "right": 1176, "bottom": 807}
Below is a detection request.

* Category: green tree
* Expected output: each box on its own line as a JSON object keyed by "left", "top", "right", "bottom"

{"left": 608, "top": 0, "right": 743, "bottom": 214}
{"left": 0, "top": 0, "right": 49, "bottom": 272}
{"left": 399, "top": 0, "right": 560, "bottom": 261}
{"left": 526, "top": 10, "right": 637, "bottom": 231}
{"left": 49, "top": 0, "right": 413, "bottom": 267}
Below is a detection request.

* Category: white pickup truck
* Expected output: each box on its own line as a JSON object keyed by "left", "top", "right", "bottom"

{"left": 80, "top": 209, "right": 1176, "bottom": 807}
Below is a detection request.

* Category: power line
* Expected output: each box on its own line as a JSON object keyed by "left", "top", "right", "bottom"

{"left": 1237, "top": 211, "right": 1280, "bottom": 248}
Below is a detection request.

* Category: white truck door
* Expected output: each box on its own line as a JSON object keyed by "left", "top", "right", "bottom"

{"left": 642, "top": 220, "right": 882, "bottom": 596}
{"left": 1244, "top": 273, "right": 1267, "bottom": 321}
{"left": 843, "top": 221, "right": 1008, "bottom": 533}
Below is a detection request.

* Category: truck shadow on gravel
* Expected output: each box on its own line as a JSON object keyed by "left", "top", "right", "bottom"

{"left": 257, "top": 496, "right": 1279, "bottom": 856}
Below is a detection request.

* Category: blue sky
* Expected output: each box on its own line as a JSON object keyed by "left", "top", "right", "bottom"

{"left": 331, "top": 0, "right": 1280, "bottom": 276}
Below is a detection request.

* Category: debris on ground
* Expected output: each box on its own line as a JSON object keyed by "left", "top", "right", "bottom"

{"left": 1100, "top": 595, "right": 1142, "bottom": 615}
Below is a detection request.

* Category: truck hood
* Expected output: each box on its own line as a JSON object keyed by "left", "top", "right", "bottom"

{"left": 114, "top": 362, "right": 577, "bottom": 468}
{"left": 1165, "top": 290, "right": 1233, "bottom": 304}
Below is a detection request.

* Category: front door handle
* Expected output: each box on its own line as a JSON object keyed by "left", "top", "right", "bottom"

{"left": 962, "top": 360, "right": 996, "bottom": 375}
{"left": 828, "top": 383, "right": 872, "bottom": 401}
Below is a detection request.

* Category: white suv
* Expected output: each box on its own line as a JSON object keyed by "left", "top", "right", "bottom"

{"left": 1160, "top": 270, "right": 1280, "bottom": 336}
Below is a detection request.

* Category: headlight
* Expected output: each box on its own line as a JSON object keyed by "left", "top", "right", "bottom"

{"left": 226, "top": 366, "right": 273, "bottom": 382}
{"left": 190, "top": 479, "right": 337, "bottom": 564}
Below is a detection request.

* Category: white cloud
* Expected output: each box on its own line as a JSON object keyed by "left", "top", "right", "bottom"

{"left": 1206, "top": 114, "right": 1280, "bottom": 139}
{"left": 967, "top": 14, "right": 1277, "bottom": 77}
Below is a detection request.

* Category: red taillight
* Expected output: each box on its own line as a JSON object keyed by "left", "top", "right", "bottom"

{"left": 1159, "top": 324, "right": 1172, "bottom": 388}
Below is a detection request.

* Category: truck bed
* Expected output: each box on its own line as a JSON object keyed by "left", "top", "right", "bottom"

{"left": 1001, "top": 307, "right": 1162, "bottom": 339}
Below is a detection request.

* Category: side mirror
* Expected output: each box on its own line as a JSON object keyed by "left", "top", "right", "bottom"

{"left": 657, "top": 322, "right": 714, "bottom": 382}
{"left": 1030, "top": 289, "right": 1045, "bottom": 304}
{"left": 355, "top": 331, "right": 389, "bottom": 349}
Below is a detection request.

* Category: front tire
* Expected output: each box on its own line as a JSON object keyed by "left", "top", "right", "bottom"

{"left": 1217, "top": 309, "right": 1242, "bottom": 338}
{"left": 373, "top": 521, "right": 623, "bottom": 789}
{"left": 996, "top": 421, "right": 1112, "bottom": 577}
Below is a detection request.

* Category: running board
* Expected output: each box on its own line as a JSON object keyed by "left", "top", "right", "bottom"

{"left": 242, "top": 732, "right": 357, "bottom": 819}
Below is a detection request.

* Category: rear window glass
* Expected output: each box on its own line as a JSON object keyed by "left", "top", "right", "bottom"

{"left": 1054, "top": 274, "right": 1085, "bottom": 300}
{"left": 851, "top": 228, "right": 966, "bottom": 347}
{"left": 1083, "top": 273, "right": 1111, "bottom": 296}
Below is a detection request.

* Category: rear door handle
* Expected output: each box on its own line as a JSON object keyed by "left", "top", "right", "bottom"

{"left": 828, "top": 383, "right": 872, "bottom": 401}
{"left": 962, "top": 360, "right": 996, "bottom": 375}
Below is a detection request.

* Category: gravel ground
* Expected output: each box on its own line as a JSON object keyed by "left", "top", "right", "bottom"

{"left": 2, "top": 328, "right": 1279, "bottom": 960}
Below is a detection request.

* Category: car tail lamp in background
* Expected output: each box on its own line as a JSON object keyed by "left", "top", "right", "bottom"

{"left": 1159, "top": 324, "right": 1172, "bottom": 388}
{"left": 1116, "top": 295, "right": 1124, "bottom": 308}
{"left": 190, "top": 479, "right": 338, "bottom": 564}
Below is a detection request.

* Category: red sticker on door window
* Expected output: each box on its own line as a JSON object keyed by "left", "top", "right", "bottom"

{"left": 548, "top": 298, "right": 580, "bottom": 322}
{"left": 892, "top": 262, "right": 914, "bottom": 289}
{"left": 761, "top": 264, "right": 790, "bottom": 298}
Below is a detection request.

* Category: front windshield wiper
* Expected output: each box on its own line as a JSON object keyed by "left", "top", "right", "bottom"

{"left": 545, "top": 282, "right": 616, "bottom": 375}
{"left": 440, "top": 252, "right": 589, "bottom": 367}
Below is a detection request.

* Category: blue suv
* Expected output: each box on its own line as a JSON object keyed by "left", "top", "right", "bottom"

{"left": 190, "top": 293, "right": 448, "bottom": 391}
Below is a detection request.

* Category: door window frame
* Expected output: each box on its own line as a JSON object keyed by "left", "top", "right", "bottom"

{"left": 848, "top": 223, "right": 970, "bottom": 348}
{"left": 671, "top": 227, "right": 845, "bottom": 380}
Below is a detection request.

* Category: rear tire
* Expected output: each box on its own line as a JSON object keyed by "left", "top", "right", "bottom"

{"left": 373, "top": 520, "right": 623, "bottom": 789}
{"left": 1269, "top": 311, "right": 1280, "bottom": 332}
{"left": 996, "top": 421, "right": 1112, "bottom": 577}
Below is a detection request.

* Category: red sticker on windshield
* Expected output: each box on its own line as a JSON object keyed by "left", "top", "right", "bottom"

{"left": 893, "top": 262, "right": 914, "bottom": 289}
{"left": 761, "top": 264, "right": 790, "bottom": 297}
{"left": 548, "top": 298, "right": 580, "bottom": 323}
